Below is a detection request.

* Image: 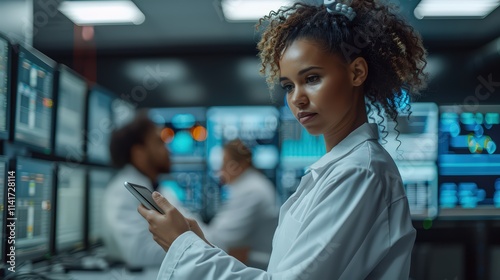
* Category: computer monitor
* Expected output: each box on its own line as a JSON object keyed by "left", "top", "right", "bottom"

{"left": 382, "top": 102, "right": 439, "bottom": 161}
{"left": 87, "top": 86, "right": 114, "bottom": 165}
{"left": 112, "top": 98, "right": 135, "bottom": 130}
{"left": 0, "top": 156, "right": 7, "bottom": 262}
{"left": 205, "top": 106, "right": 279, "bottom": 217}
{"left": 381, "top": 103, "right": 439, "bottom": 219}
{"left": 159, "top": 163, "right": 205, "bottom": 214}
{"left": 149, "top": 107, "right": 207, "bottom": 162}
{"left": 279, "top": 106, "right": 325, "bottom": 166}
{"left": 277, "top": 105, "right": 325, "bottom": 203}
{"left": 55, "top": 164, "right": 86, "bottom": 253}
{"left": 206, "top": 106, "right": 279, "bottom": 172}
{"left": 0, "top": 34, "right": 11, "bottom": 139}
{"left": 54, "top": 65, "right": 87, "bottom": 161}
{"left": 15, "top": 157, "right": 54, "bottom": 261}
{"left": 14, "top": 45, "right": 55, "bottom": 154}
{"left": 438, "top": 105, "right": 500, "bottom": 217}
{"left": 88, "top": 167, "right": 115, "bottom": 246}
{"left": 398, "top": 162, "right": 438, "bottom": 219}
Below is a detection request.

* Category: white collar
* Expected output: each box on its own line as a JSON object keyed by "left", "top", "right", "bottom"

{"left": 306, "top": 123, "right": 379, "bottom": 181}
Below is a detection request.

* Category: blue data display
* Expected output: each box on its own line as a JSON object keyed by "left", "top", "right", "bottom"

{"left": 206, "top": 107, "right": 280, "bottom": 172}
{"left": 438, "top": 105, "right": 500, "bottom": 216}
{"left": 159, "top": 164, "right": 205, "bottom": 214}
{"left": 149, "top": 108, "right": 207, "bottom": 162}
{"left": 15, "top": 46, "right": 55, "bottom": 153}
{"left": 277, "top": 106, "right": 326, "bottom": 203}
{"left": 205, "top": 107, "right": 279, "bottom": 218}
{"left": 382, "top": 102, "right": 439, "bottom": 162}
{"left": 380, "top": 102, "right": 439, "bottom": 219}
{"left": 279, "top": 106, "right": 326, "bottom": 165}
{"left": 0, "top": 36, "right": 10, "bottom": 138}
{"left": 15, "top": 158, "right": 54, "bottom": 261}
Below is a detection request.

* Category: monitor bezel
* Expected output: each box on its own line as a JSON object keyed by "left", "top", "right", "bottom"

{"left": 13, "top": 44, "right": 57, "bottom": 155}
{"left": 53, "top": 65, "right": 88, "bottom": 162}
{"left": 0, "top": 33, "right": 12, "bottom": 140}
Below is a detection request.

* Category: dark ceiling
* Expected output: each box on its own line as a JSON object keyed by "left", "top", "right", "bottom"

{"left": 26, "top": 0, "right": 500, "bottom": 108}
{"left": 33, "top": 0, "right": 500, "bottom": 52}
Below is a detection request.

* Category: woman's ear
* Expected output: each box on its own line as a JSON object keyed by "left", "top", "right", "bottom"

{"left": 349, "top": 57, "right": 368, "bottom": 87}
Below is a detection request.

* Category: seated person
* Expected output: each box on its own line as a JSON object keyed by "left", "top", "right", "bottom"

{"left": 198, "top": 139, "right": 279, "bottom": 269}
{"left": 103, "top": 110, "right": 179, "bottom": 268}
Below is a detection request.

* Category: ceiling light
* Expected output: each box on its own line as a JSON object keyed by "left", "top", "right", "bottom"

{"left": 58, "top": 1, "right": 145, "bottom": 25}
{"left": 221, "top": 0, "right": 293, "bottom": 22}
{"left": 414, "top": 0, "right": 500, "bottom": 19}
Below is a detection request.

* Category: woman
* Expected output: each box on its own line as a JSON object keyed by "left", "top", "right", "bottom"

{"left": 138, "top": 0, "right": 427, "bottom": 279}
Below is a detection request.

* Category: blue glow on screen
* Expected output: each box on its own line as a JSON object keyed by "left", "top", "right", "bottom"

{"left": 170, "top": 131, "right": 194, "bottom": 155}
{"left": 172, "top": 114, "right": 196, "bottom": 129}
{"left": 438, "top": 105, "right": 500, "bottom": 211}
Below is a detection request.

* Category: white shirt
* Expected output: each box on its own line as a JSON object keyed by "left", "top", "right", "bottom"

{"left": 200, "top": 168, "right": 278, "bottom": 269}
{"left": 103, "top": 165, "right": 182, "bottom": 268}
{"left": 155, "top": 123, "right": 416, "bottom": 280}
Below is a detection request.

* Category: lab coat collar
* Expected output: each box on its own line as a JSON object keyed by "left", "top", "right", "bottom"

{"left": 307, "top": 122, "right": 379, "bottom": 181}
{"left": 123, "top": 164, "right": 143, "bottom": 178}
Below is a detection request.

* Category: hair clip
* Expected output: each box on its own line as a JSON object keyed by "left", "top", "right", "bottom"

{"left": 324, "top": 0, "right": 356, "bottom": 22}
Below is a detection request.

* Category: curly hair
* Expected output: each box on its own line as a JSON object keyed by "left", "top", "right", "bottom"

{"left": 256, "top": 0, "right": 428, "bottom": 123}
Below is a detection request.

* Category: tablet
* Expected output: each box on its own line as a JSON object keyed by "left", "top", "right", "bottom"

{"left": 124, "top": 181, "right": 165, "bottom": 214}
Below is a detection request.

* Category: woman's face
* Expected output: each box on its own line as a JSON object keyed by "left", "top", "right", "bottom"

{"left": 279, "top": 39, "right": 365, "bottom": 141}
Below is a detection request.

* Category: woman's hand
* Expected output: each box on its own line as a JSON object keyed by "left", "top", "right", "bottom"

{"left": 185, "top": 218, "right": 214, "bottom": 247}
{"left": 138, "top": 191, "right": 191, "bottom": 251}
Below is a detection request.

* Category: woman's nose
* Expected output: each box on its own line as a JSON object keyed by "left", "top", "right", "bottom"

{"left": 289, "top": 87, "right": 308, "bottom": 108}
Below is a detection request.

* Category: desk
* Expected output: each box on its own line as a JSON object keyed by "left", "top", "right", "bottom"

{"left": 413, "top": 219, "right": 500, "bottom": 280}
{"left": 69, "top": 267, "right": 160, "bottom": 280}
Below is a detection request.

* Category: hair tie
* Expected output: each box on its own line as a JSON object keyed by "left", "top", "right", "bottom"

{"left": 324, "top": 0, "right": 356, "bottom": 22}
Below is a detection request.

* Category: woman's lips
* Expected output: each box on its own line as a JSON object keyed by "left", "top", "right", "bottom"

{"left": 298, "top": 112, "right": 317, "bottom": 124}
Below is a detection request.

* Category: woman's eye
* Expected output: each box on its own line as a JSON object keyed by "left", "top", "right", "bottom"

{"left": 306, "top": 75, "right": 319, "bottom": 83}
{"left": 281, "top": 84, "right": 294, "bottom": 93}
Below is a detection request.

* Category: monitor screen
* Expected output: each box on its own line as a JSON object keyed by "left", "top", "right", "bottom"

{"left": 0, "top": 35, "right": 10, "bottom": 139}
{"left": 0, "top": 156, "right": 7, "bottom": 262}
{"left": 56, "top": 164, "right": 86, "bottom": 253}
{"left": 55, "top": 66, "right": 87, "bottom": 161}
{"left": 279, "top": 106, "right": 325, "bottom": 166}
{"left": 14, "top": 46, "right": 55, "bottom": 153}
{"left": 149, "top": 107, "right": 207, "bottom": 162}
{"left": 438, "top": 105, "right": 500, "bottom": 217}
{"left": 381, "top": 102, "right": 439, "bottom": 219}
{"left": 382, "top": 102, "right": 439, "bottom": 161}
{"left": 15, "top": 157, "right": 54, "bottom": 261}
{"left": 112, "top": 98, "right": 135, "bottom": 130}
{"left": 206, "top": 107, "right": 279, "bottom": 172}
{"left": 159, "top": 163, "right": 205, "bottom": 214}
{"left": 87, "top": 87, "right": 114, "bottom": 165}
{"left": 205, "top": 106, "right": 279, "bottom": 217}
{"left": 398, "top": 162, "right": 438, "bottom": 219}
{"left": 277, "top": 106, "right": 325, "bottom": 203}
{"left": 88, "top": 167, "right": 115, "bottom": 246}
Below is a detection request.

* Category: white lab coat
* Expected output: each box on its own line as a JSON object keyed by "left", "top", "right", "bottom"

{"left": 155, "top": 123, "right": 416, "bottom": 279}
{"left": 103, "top": 165, "right": 182, "bottom": 268}
{"left": 199, "top": 167, "right": 278, "bottom": 269}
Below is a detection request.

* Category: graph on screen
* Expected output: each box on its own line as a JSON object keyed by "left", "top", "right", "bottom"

{"left": 438, "top": 105, "right": 500, "bottom": 217}
{"left": 14, "top": 46, "right": 55, "bottom": 153}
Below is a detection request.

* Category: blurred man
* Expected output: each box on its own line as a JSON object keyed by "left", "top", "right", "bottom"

{"left": 103, "top": 110, "right": 174, "bottom": 268}
{"left": 200, "top": 139, "right": 278, "bottom": 269}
